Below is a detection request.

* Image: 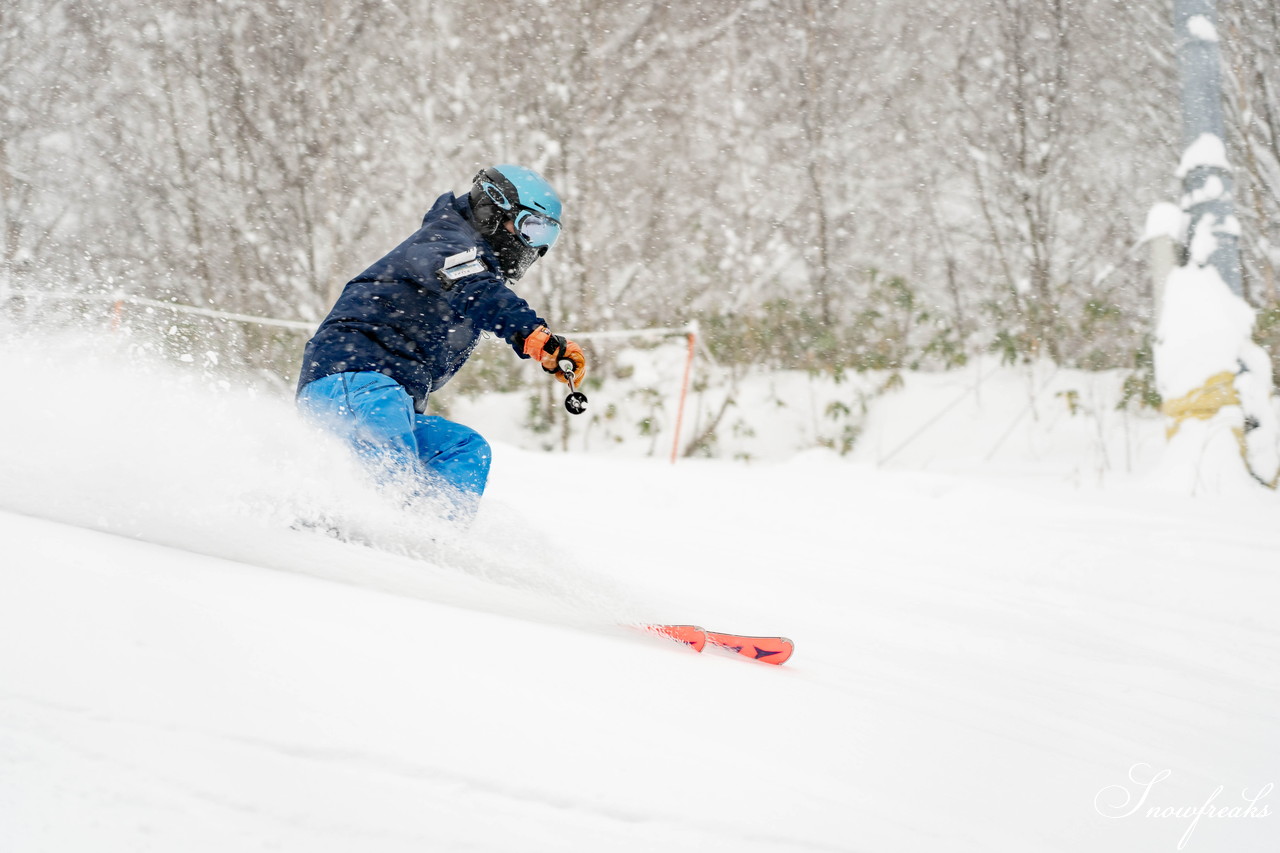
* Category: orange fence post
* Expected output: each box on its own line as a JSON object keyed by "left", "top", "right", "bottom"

{"left": 110, "top": 299, "right": 124, "bottom": 332}
{"left": 670, "top": 323, "right": 697, "bottom": 464}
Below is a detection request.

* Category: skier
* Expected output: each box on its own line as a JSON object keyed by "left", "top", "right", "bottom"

{"left": 296, "top": 164, "right": 586, "bottom": 517}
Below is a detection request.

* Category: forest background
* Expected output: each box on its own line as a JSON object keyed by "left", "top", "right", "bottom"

{"left": 2, "top": 0, "right": 1279, "bottom": 431}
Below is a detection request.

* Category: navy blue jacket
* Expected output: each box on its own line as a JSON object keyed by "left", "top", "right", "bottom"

{"left": 297, "top": 192, "right": 545, "bottom": 410}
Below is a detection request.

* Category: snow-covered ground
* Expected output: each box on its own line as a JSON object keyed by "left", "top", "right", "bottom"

{"left": 2, "top": 328, "right": 1278, "bottom": 852}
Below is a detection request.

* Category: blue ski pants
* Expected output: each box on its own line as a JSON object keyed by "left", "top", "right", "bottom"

{"left": 297, "top": 372, "right": 492, "bottom": 499}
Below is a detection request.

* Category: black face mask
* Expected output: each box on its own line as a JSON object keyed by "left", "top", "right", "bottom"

{"left": 489, "top": 225, "right": 544, "bottom": 281}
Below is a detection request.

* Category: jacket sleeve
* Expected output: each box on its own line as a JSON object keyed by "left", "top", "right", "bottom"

{"left": 450, "top": 274, "right": 545, "bottom": 350}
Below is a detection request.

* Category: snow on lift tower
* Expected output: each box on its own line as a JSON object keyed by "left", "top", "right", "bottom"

{"left": 1150, "top": 0, "right": 1280, "bottom": 489}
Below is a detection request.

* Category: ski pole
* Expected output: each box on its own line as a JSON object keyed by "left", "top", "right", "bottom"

{"left": 558, "top": 357, "right": 588, "bottom": 415}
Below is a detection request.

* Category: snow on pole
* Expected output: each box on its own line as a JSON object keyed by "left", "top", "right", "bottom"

{"left": 1152, "top": 0, "right": 1280, "bottom": 490}
{"left": 1173, "top": 0, "right": 1241, "bottom": 294}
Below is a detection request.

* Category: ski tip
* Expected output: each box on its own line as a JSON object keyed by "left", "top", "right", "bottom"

{"left": 643, "top": 623, "right": 707, "bottom": 653}
{"left": 705, "top": 632, "right": 794, "bottom": 666}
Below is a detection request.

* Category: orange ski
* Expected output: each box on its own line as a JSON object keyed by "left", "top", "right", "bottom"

{"left": 706, "top": 631, "right": 794, "bottom": 665}
{"left": 645, "top": 624, "right": 793, "bottom": 665}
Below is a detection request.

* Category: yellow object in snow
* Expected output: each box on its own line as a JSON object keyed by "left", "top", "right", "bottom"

{"left": 1159, "top": 370, "right": 1239, "bottom": 439}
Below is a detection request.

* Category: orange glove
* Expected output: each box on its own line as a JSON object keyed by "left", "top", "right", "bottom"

{"left": 521, "top": 325, "right": 587, "bottom": 386}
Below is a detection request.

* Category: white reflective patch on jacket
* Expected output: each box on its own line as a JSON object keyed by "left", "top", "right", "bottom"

{"left": 437, "top": 247, "right": 487, "bottom": 286}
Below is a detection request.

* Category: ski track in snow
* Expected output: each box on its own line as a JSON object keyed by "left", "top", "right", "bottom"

{"left": 1, "top": 329, "right": 1278, "bottom": 852}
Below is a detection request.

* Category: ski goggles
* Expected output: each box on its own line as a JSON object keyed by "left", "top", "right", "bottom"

{"left": 479, "top": 180, "right": 561, "bottom": 249}
{"left": 512, "top": 208, "right": 561, "bottom": 250}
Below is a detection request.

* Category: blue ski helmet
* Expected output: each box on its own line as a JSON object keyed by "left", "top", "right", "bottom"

{"left": 469, "top": 165, "right": 563, "bottom": 280}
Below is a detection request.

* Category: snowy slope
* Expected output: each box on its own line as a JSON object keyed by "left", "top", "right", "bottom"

{"left": 2, "top": 330, "right": 1278, "bottom": 852}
